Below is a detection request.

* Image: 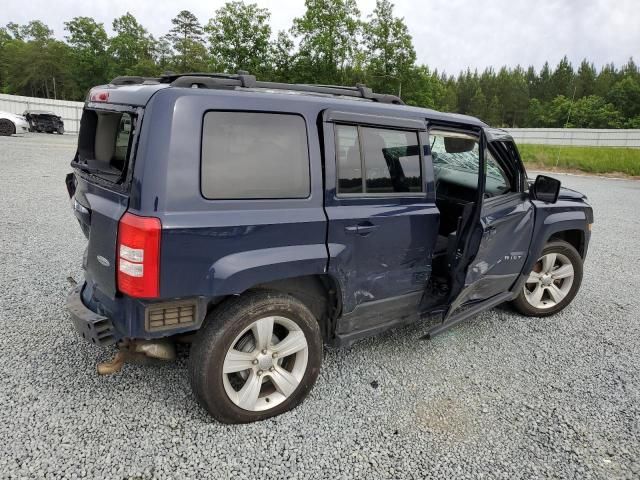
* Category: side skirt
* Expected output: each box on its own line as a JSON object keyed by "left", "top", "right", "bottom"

{"left": 422, "top": 292, "right": 512, "bottom": 339}
{"left": 332, "top": 291, "right": 424, "bottom": 347}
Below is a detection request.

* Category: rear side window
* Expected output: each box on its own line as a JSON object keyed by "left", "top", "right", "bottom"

{"left": 201, "top": 112, "right": 310, "bottom": 199}
{"left": 75, "top": 109, "right": 135, "bottom": 182}
{"left": 335, "top": 124, "right": 422, "bottom": 195}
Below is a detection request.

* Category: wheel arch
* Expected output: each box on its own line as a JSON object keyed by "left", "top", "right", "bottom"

{"left": 548, "top": 229, "right": 585, "bottom": 258}
{"left": 205, "top": 274, "right": 343, "bottom": 343}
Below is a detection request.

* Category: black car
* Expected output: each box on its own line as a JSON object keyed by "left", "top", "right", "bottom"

{"left": 65, "top": 72, "right": 593, "bottom": 423}
{"left": 23, "top": 110, "right": 64, "bottom": 134}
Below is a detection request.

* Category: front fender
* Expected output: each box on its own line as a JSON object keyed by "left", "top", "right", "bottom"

{"left": 207, "top": 244, "right": 328, "bottom": 296}
{"left": 511, "top": 199, "right": 592, "bottom": 298}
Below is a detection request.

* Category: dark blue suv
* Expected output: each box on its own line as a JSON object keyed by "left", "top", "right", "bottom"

{"left": 65, "top": 73, "right": 593, "bottom": 423}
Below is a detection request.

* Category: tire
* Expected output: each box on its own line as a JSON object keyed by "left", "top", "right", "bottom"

{"left": 511, "top": 240, "right": 583, "bottom": 317}
{"left": 0, "top": 119, "right": 15, "bottom": 136}
{"left": 189, "top": 291, "right": 322, "bottom": 423}
{"left": 57, "top": 126, "right": 64, "bottom": 135}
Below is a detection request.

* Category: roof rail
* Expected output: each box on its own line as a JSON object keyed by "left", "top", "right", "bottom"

{"left": 110, "top": 76, "right": 160, "bottom": 86}
{"left": 167, "top": 71, "right": 404, "bottom": 105}
{"left": 109, "top": 71, "right": 404, "bottom": 104}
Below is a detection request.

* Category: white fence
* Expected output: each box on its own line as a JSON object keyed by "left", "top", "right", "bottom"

{"left": 1, "top": 93, "right": 640, "bottom": 145}
{"left": 505, "top": 128, "right": 640, "bottom": 148}
{"left": 0, "top": 93, "right": 84, "bottom": 133}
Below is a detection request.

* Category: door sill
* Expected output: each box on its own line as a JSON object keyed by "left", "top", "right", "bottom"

{"left": 422, "top": 292, "right": 512, "bottom": 339}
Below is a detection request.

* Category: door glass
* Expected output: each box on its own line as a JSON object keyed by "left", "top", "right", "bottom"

{"left": 430, "top": 132, "right": 510, "bottom": 197}
{"left": 361, "top": 127, "right": 422, "bottom": 193}
{"left": 485, "top": 151, "right": 511, "bottom": 197}
{"left": 336, "top": 124, "right": 363, "bottom": 194}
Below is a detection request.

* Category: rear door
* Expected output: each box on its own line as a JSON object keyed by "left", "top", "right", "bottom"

{"left": 322, "top": 110, "right": 439, "bottom": 329}
{"left": 447, "top": 132, "right": 534, "bottom": 315}
{"left": 67, "top": 105, "right": 140, "bottom": 298}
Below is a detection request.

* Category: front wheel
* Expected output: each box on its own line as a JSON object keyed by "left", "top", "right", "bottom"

{"left": 189, "top": 291, "right": 322, "bottom": 423}
{"left": 511, "top": 240, "right": 583, "bottom": 317}
{"left": 0, "top": 119, "right": 15, "bottom": 136}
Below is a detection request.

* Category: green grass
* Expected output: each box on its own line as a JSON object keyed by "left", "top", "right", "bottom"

{"left": 518, "top": 144, "right": 640, "bottom": 177}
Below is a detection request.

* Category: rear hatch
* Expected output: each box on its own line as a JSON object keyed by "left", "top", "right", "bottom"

{"left": 66, "top": 105, "right": 139, "bottom": 298}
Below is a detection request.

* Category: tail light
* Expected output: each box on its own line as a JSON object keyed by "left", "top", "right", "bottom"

{"left": 117, "top": 212, "right": 161, "bottom": 298}
{"left": 89, "top": 90, "right": 110, "bottom": 102}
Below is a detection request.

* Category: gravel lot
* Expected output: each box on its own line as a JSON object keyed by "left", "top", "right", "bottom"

{"left": 1, "top": 133, "right": 639, "bottom": 479}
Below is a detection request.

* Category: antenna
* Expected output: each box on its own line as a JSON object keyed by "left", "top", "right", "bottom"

{"left": 556, "top": 85, "right": 577, "bottom": 168}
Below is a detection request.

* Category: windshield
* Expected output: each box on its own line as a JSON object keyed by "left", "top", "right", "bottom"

{"left": 72, "top": 108, "right": 136, "bottom": 183}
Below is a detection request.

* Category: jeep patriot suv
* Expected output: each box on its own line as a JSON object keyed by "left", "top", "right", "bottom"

{"left": 65, "top": 72, "right": 593, "bottom": 423}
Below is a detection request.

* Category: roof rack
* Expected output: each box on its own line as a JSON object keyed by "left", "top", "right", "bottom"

{"left": 109, "top": 71, "right": 404, "bottom": 105}
{"left": 110, "top": 76, "right": 161, "bottom": 86}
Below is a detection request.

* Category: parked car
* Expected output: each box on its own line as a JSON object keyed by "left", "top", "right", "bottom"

{"left": 23, "top": 110, "right": 64, "bottom": 134}
{"left": 65, "top": 73, "right": 593, "bottom": 423}
{"left": 0, "top": 110, "right": 29, "bottom": 136}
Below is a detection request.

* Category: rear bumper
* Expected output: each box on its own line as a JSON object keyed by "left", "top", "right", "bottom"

{"left": 66, "top": 285, "right": 120, "bottom": 346}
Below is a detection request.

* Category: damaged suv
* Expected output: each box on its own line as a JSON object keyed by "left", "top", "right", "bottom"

{"left": 66, "top": 73, "right": 593, "bottom": 423}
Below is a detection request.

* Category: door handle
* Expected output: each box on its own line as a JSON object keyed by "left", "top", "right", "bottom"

{"left": 345, "top": 222, "right": 379, "bottom": 236}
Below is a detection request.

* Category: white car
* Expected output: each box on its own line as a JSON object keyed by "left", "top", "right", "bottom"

{"left": 0, "top": 111, "right": 30, "bottom": 136}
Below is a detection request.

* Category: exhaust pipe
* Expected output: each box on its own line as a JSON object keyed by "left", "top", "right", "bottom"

{"left": 97, "top": 339, "right": 176, "bottom": 375}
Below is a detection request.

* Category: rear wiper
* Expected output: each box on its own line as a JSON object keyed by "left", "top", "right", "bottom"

{"left": 72, "top": 162, "right": 121, "bottom": 178}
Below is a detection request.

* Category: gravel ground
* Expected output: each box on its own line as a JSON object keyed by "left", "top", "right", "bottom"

{"left": 0, "top": 133, "right": 639, "bottom": 479}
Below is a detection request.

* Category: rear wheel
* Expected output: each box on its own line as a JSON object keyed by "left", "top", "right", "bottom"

{"left": 0, "top": 119, "right": 15, "bottom": 136}
{"left": 57, "top": 126, "right": 65, "bottom": 135}
{"left": 189, "top": 291, "right": 322, "bottom": 423}
{"left": 511, "top": 240, "right": 583, "bottom": 317}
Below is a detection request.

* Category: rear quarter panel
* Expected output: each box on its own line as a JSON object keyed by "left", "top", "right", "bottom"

{"left": 132, "top": 89, "right": 328, "bottom": 298}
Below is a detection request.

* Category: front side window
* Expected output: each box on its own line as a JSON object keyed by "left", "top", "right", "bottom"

{"left": 335, "top": 124, "right": 422, "bottom": 195}
{"left": 201, "top": 112, "right": 310, "bottom": 199}
{"left": 430, "top": 131, "right": 511, "bottom": 197}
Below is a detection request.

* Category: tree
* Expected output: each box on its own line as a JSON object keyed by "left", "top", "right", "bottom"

{"left": 270, "top": 30, "right": 295, "bottom": 81}
{"left": 607, "top": 77, "right": 640, "bottom": 120}
{"left": 468, "top": 87, "right": 487, "bottom": 120}
{"left": 109, "top": 13, "right": 156, "bottom": 76}
{"left": 525, "top": 98, "right": 545, "bottom": 127}
{"left": 292, "top": 0, "right": 361, "bottom": 84}
{"left": 402, "top": 65, "right": 444, "bottom": 108}
{"left": 486, "top": 95, "right": 503, "bottom": 126}
{"left": 206, "top": 1, "right": 271, "bottom": 74}
{"left": 574, "top": 59, "right": 596, "bottom": 98}
{"left": 362, "top": 0, "right": 415, "bottom": 96}
{"left": 154, "top": 35, "right": 174, "bottom": 72}
{"left": 167, "top": 10, "right": 207, "bottom": 72}
{"left": 64, "top": 17, "right": 111, "bottom": 95}
{"left": 1, "top": 20, "right": 75, "bottom": 99}
{"left": 570, "top": 96, "right": 623, "bottom": 128}
{"left": 594, "top": 63, "right": 619, "bottom": 98}
{"left": 551, "top": 56, "right": 575, "bottom": 99}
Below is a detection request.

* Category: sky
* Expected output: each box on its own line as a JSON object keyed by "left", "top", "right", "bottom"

{"left": 2, "top": 0, "right": 639, "bottom": 75}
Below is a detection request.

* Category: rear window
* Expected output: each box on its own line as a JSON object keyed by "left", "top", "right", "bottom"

{"left": 74, "top": 109, "right": 135, "bottom": 182}
{"left": 201, "top": 111, "right": 310, "bottom": 199}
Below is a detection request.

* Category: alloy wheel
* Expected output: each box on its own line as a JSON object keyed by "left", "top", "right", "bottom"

{"left": 222, "top": 315, "right": 309, "bottom": 411}
{"left": 523, "top": 252, "right": 575, "bottom": 309}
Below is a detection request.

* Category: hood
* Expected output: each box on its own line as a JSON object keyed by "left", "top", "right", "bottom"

{"left": 558, "top": 186, "right": 588, "bottom": 201}
{"left": 0, "top": 111, "right": 28, "bottom": 124}
{"left": 527, "top": 178, "right": 588, "bottom": 202}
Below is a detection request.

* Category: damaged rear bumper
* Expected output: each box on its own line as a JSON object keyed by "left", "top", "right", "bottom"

{"left": 66, "top": 285, "right": 120, "bottom": 346}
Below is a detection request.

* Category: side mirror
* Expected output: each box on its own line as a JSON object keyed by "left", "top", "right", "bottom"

{"left": 531, "top": 175, "right": 561, "bottom": 203}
